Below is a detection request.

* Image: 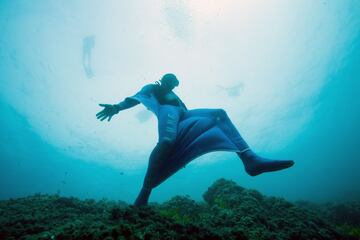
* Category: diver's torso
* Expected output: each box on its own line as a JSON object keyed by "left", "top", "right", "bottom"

{"left": 153, "top": 84, "right": 182, "bottom": 107}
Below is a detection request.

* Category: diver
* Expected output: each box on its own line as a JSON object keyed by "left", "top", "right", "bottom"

{"left": 82, "top": 35, "right": 95, "bottom": 78}
{"left": 96, "top": 73, "right": 295, "bottom": 206}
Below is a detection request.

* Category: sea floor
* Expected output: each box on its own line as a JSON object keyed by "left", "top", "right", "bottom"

{"left": 0, "top": 178, "right": 359, "bottom": 240}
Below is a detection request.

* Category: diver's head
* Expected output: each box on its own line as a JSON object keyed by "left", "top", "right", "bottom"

{"left": 158, "top": 73, "right": 179, "bottom": 91}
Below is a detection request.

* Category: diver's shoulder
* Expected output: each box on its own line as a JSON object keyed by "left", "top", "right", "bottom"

{"left": 139, "top": 83, "right": 158, "bottom": 94}
{"left": 143, "top": 83, "right": 157, "bottom": 88}
{"left": 142, "top": 83, "right": 158, "bottom": 91}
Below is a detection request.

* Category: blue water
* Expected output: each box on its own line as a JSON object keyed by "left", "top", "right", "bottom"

{"left": 1, "top": 1, "right": 359, "bottom": 204}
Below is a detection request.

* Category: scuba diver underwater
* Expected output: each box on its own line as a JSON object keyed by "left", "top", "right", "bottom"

{"left": 96, "top": 73, "right": 295, "bottom": 206}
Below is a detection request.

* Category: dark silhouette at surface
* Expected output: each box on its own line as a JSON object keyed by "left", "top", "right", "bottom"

{"left": 82, "top": 35, "right": 95, "bottom": 78}
{"left": 96, "top": 73, "right": 295, "bottom": 206}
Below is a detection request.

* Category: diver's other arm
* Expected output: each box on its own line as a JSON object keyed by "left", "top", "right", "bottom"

{"left": 96, "top": 98, "right": 140, "bottom": 122}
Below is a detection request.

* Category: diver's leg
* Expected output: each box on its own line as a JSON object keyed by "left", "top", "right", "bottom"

{"left": 87, "top": 51, "right": 93, "bottom": 77}
{"left": 183, "top": 108, "right": 294, "bottom": 176}
{"left": 134, "top": 187, "right": 152, "bottom": 206}
{"left": 134, "top": 106, "right": 181, "bottom": 206}
{"left": 82, "top": 48, "right": 92, "bottom": 78}
{"left": 82, "top": 46, "right": 87, "bottom": 74}
{"left": 134, "top": 140, "right": 173, "bottom": 206}
{"left": 134, "top": 144, "right": 160, "bottom": 206}
{"left": 237, "top": 150, "right": 294, "bottom": 176}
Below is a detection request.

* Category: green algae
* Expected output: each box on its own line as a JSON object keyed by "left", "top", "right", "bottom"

{"left": 0, "top": 178, "right": 358, "bottom": 240}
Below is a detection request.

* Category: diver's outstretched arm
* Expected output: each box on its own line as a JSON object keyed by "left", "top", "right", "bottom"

{"left": 115, "top": 98, "right": 140, "bottom": 112}
{"left": 96, "top": 98, "right": 140, "bottom": 121}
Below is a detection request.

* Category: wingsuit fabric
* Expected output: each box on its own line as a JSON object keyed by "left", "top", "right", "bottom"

{"left": 125, "top": 84, "right": 249, "bottom": 188}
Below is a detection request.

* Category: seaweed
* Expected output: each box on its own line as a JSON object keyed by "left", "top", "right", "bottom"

{"left": 0, "top": 179, "right": 358, "bottom": 239}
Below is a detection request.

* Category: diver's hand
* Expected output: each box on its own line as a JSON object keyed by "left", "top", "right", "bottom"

{"left": 96, "top": 104, "right": 119, "bottom": 122}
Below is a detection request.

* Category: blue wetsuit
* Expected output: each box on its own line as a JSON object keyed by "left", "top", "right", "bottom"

{"left": 126, "top": 84, "right": 250, "bottom": 188}
{"left": 129, "top": 83, "right": 294, "bottom": 206}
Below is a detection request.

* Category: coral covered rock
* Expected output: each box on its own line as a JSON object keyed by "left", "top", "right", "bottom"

{"left": 0, "top": 179, "right": 358, "bottom": 239}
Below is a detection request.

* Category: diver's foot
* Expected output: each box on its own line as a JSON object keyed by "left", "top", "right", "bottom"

{"left": 134, "top": 187, "right": 152, "bottom": 206}
{"left": 238, "top": 150, "right": 295, "bottom": 176}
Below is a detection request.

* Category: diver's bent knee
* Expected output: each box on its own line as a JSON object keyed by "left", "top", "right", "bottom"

{"left": 213, "top": 108, "right": 227, "bottom": 119}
